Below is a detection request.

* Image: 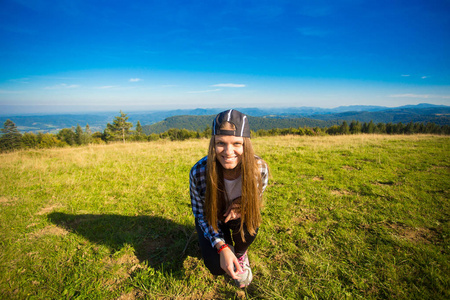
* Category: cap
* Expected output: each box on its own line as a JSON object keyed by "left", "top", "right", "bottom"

{"left": 212, "top": 109, "right": 250, "bottom": 138}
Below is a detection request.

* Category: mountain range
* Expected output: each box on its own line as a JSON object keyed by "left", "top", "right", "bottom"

{"left": 1, "top": 103, "right": 448, "bottom": 134}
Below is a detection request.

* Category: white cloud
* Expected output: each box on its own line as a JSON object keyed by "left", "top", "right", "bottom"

{"left": 421, "top": 76, "right": 428, "bottom": 79}
{"left": 96, "top": 86, "right": 117, "bottom": 89}
{"left": 187, "top": 89, "right": 221, "bottom": 94}
{"left": 8, "top": 77, "right": 30, "bottom": 83}
{"left": 212, "top": 83, "right": 246, "bottom": 88}
{"left": 44, "top": 83, "right": 79, "bottom": 90}
{"left": 401, "top": 74, "right": 410, "bottom": 77}
{"left": 129, "top": 78, "right": 142, "bottom": 82}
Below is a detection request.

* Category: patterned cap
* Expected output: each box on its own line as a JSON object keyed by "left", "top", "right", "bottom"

{"left": 212, "top": 109, "right": 250, "bottom": 138}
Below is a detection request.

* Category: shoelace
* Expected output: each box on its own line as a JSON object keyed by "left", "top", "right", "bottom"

{"left": 237, "top": 252, "right": 248, "bottom": 273}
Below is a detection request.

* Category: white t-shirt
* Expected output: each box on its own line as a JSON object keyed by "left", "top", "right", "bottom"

{"left": 224, "top": 176, "right": 242, "bottom": 205}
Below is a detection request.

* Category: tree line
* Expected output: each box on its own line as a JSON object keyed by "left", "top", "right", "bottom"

{"left": 253, "top": 120, "right": 449, "bottom": 137}
{"left": 1, "top": 111, "right": 449, "bottom": 152}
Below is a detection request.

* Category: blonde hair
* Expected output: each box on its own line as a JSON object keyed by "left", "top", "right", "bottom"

{"left": 205, "top": 124, "right": 263, "bottom": 241}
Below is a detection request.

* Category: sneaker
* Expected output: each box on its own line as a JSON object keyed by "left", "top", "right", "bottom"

{"left": 234, "top": 251, "right": 253, "bottom": 288}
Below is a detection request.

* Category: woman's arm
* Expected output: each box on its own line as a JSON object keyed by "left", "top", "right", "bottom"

{"left": 215, "top": 241, "right": 242, "bottom": 279}
{"left": 189, "top": 159, "right": 225, "bottom": 247}
{"left": 223, "top": 197, "right": 241, "bottom": 223}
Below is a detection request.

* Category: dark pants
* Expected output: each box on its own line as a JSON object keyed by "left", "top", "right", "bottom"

{"left": 195, "top": 218, "right": 258, "bottom": 275}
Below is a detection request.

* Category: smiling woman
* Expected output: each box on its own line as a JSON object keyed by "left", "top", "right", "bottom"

{"left": 189, "top": 109, "right": 269, "bottom": 288}
{"left": 214, "top": 133, "right": 244, "bottom": 176}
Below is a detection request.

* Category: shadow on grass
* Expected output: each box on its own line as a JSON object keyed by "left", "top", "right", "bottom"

{"left": 47, "top": 212, "right": 200, "bottom": 272}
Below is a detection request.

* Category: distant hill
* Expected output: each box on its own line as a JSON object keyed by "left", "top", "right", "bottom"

{"left": 0, "top": 114, "right": 113, "bottom": 134}
{"left": 141, "top": 115, "right": 339, "bottom": 134}
{"left": 0, "top": 109, "right": 226, "bottom": 134}
{"left": 1, "top": 103, "right": 448, "bottom": 134}
{"left": 310, "top": 106, "right": 450, "bottom": 125}
{"left": 142, "top": 104, "right": 450, "bottom": 134}
{"left": 238, "top": 103, "right": 449, "bottom": 117}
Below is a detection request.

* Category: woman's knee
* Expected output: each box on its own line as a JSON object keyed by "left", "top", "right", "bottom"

{"left": 203, "top": 257, "right": 225, "bottom": 275}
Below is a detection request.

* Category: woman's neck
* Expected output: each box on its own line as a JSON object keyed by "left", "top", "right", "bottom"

{"left": 223, "top": 166, "right": 241, "bottom": 180}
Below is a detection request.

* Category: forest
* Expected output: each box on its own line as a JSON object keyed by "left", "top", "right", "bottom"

{"left": 1, "top": 111, "right": 449, "bottom": 152}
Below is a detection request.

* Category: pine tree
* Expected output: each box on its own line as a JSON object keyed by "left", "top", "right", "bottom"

{"left": 136, "top": 121, "right": 143, "bottom": 134}
{"left": 405, "top": 121, "right": 414, "bottom": 134}
{"left": 106, "top": 111, "right": 133, "bottom": 143}
{"left": 84, "top": 124, "right": 92, "bottom": 144}
{"left": 0, "top": 119, "right": 22, "bottom": 151}
{"left": 376, "top": 123, "right": 386, "bottom": 134}
{"left": 385, "top": 123, "right": 394, "bottom": 134}
{"left": 349, "top": 120, "right": 362, "bottom": 134}
{"left": 340, "top": 121, "right": 350, "bottom": 135}
{"left": 367, "top": 120, "right": 376, "bottom": 134}
{"left": 85, "top": 124, "right": 92, "bottom": 135}
{"left": 75, "top": 124, "right": 84, "bottom": 145}
{"left": 134, "top": 120, "right": 146, "bottom": 141}
{"left": 396, "top": 122, "right": 404, "bottom": 134}
{"left": 203, "top": 125, "right": 212, "bottom": 138}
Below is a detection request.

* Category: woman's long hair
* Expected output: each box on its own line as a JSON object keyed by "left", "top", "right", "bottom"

{"left": 205, "top": 134, "right": 263, "bottom": 241}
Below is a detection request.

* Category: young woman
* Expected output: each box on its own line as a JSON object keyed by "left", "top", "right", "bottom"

{"left": 189, "top": 109, "right": 269, "bottom": 288}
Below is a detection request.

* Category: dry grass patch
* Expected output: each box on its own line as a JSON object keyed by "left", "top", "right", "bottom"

{"left": 331, "top": 189, "right": 354, "bottom": 196}
{"left": 36, "top": 203, "right": 64, "bottom": 215}
{"left": 388, "top": 223, "right": 439, "bottom": 244}
{"left": 0, "top": 196, "right": 15, "bottom": 206}
{"left": 293, "top": 214, "right": 319, "bottom": 224}
{"left": 117, "top": 290, "right": 139, "bottom": 300}
{"left": 292, "top": 206, "right": 319, "bottom": 224}
{"left": 103, "top": 253, "right": 143, "bottom": 289}
{"left": 342, "top": 165, "right": 357, "bottom": 171}
{"left": 30, "top": 225, "right": 69, "bottom": 238}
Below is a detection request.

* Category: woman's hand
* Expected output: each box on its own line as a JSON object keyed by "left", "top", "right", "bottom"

{"left": 218, "top": 245, "right": 242, "bottom": 279}
{"left": 224, "top": 197, "right": 241, "bottom": 223}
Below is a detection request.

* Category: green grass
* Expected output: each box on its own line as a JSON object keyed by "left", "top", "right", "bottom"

{"left": 0, "top": 135, "right": 448, "bottom": 299}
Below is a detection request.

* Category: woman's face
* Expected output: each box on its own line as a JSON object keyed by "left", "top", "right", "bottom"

{"left": 214, "top": 135, "right": 244, "bottom": 170}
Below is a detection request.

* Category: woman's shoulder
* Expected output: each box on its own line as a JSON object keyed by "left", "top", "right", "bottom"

{"left": 190, "top": 156, "right": 208, "bottom": 175}
{"left": 254, "top": 155, "right": 266, "bottom": 165}
{"left": 254, "top": 155, "right": 269, "bottom": 173}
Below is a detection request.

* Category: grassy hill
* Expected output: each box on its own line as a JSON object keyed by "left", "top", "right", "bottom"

{"left": 0, "top": 135, "right": 449, "bottom": 299}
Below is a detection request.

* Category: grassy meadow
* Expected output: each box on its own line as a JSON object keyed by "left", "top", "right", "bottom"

{"left": 0, "top": 135, "right": 449, "bottom": 299}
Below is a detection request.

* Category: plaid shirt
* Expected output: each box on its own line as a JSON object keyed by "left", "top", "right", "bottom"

{"left": 189, "top": 156, "right": 269, "bottom": 247}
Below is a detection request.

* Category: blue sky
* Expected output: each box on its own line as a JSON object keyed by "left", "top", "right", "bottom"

{"left": 1, "top": 0, "right": 449, "bottom": 114}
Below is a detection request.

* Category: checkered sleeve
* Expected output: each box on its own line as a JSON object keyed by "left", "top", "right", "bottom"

{"left": 189, "top": 156, "right": 225, "bottom": 247}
